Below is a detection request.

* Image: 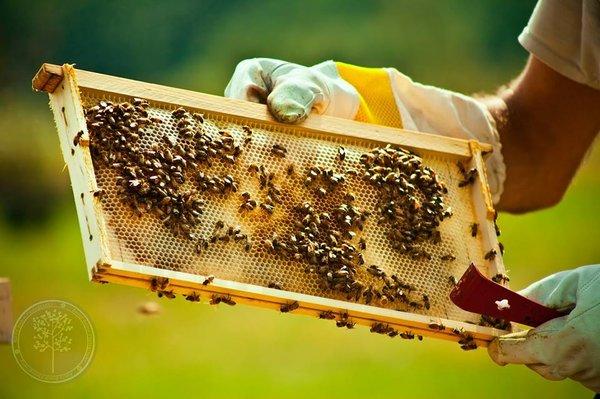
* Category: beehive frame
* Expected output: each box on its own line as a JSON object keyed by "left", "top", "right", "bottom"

{"left": 34, "top": 63, "right": 509, "bottom": 347}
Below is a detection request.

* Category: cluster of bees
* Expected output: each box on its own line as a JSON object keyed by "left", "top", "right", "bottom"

{"left": 303, "top": 165, "right": 346, "bottom": 197}
{"left": 452, "top": 327, "right": 477, "bottom": 351}
{"left": 370, "top": 322, "right": 424, "bottom": 340}
{"left": 202, "top": 220, "right": 252, "bottom": 253}
{"left": 87, "top": 99, "right": 251, "bottom": 248}
{"left": 87, "top": 99, "right": 207, "bottom": 239}
{"left": 359, "top": 146, "right": 452, "bottom": 261}
{"left": 457, "top": 161, "right": 478, "bottom": 187}
{"left": 246, "top": 163, "right": 283, "bottom": 214}
{"left": 261, "top": 198, "right": 433, "bottom": 311}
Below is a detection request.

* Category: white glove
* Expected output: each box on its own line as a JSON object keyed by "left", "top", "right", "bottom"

{"left": 488, "top": 265, "right": 600, "bottom": 392}
{"left": 225, "top": 58, "right": 505, "bottom": 202}
{"left": 225, "top": 58, "right": 359, "bottom": 123}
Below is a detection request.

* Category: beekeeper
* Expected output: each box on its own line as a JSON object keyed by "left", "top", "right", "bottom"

{"left": 225, "top": 0, "right": 600, "bottom": 393}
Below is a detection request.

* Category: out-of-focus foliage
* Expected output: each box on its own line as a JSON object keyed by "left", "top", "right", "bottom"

{"left": 0, "top": 1, "right": 598, "bottom": 398}
{"left": 1, "top": 0, "right": 534, "bottom": 225}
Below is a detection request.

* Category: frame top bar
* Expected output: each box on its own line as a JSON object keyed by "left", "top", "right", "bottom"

{"left": 33, "top": 63, "right": 492, "bottom": 157}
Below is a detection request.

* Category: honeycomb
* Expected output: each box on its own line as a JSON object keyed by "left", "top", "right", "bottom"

{"left": 81, "top": 91, "right": 488, "bottom": 324}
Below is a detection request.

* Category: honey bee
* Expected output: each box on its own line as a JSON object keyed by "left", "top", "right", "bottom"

{"left": 470, "top": 223, "right": 479, "bottom": 237}
{"left": 484, "top": 249, "right": 497, "bottom": 260}
{"left": 461, "top": 341, "right": 478, "bottom": 351}
{"left": 172, "top": 107, "right": 187, "bottom": 118}
{"left": 157, "top": 290, "right": 176, "bottom": 299}
{"left": 458, "top": 332, "right": 477, "bottom": 351}
{"left": 280, "top": 301, "right": 299, "bottom": 313}
{"left": 448, "top": 276, "right": 458, "bottom": 286}
{"left": 358, "top": 238, "right": 367, "bottom": 250}
{"left": 210, "top": 295, "right": 236, "bottom": 306}
{"left": 286, "top": 163, "right": 295, "bottom": 175}
{"left": 457, "top": 163, "right": 477, "bottom": 187}
{"left": 268, "top": 282, "right": 282, "bottom": 290}
{"left": 440, "top": 254, "right": 456, "bottom": 261}
{"left": 338, "top": 146, "right": 346, "bottom": 161}
{"left": 318, "top": 310, "right": 336, "bottom": 320}
{"left": 428, "top": 321, "right": 445, "bottom": 330}
{"left": 491, "top": 273, "right": 510, "bottom": 284}
{"left": 422, "top": 294, "right": 431, "bottom": 310}
{"left": 271, "top": 144, "right": 287, "bottom": 158}
{"left": 220, "top": 296, "right": 236, "bottom": 306}
{"left": 73, "top": 130, "right": 84, "bottom": 146}
{"left": 370, "top": 323, "right": 394, "bottom": 335}
{"left": 202, "top": 275, "right": 215, "bottom": 285}
{"left": 363, "top": 285, "right": 374, "bottom": 304}
{"left": 185, "top": 292, "right": 201, "bottom": 302}
{"left": 260, "top": 203, "right": 274, "bottom": 214}
{"left": 248, "top": 164, "right": 259, "bottom": 174}
{"left": 357, "top": 253, "right": 365, "bottom": 265}
{"left": 150, "top": 277, "right": 169, "bottom": 292}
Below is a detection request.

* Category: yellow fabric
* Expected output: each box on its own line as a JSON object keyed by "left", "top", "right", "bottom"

{"left": 335, "top": 62, "right": 403, "bottom": 128}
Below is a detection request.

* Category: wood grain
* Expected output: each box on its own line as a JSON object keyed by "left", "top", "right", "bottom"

{"left": 32, "top": 63, "right": 64, "bottom": 93}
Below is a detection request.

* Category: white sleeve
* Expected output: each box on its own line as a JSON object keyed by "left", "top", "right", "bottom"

{"left": 385, "top": 68, "right": 505, "bottom": 204}
{"left": 519, "top": 0, "right": 600, "bottom": 90}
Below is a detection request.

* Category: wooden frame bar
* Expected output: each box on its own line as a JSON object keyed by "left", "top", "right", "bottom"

{"left": 0, "top": 278, "right": 12, "bottom": 344}
{"left": 38, "top": 63, "right": 508, "bottom": 348}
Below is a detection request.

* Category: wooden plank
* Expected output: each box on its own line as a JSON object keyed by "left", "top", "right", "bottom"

{"left": 32, "top": 63, "right": 64, "bottom": 93}
{"left": 102, "top": 260, "right": 503, "bottom": 345}
{"left": 0, "top": 278, "right": 12, "bottom": 344}
{"left": 58, "top": 64, "right": 492, "bottom": 158}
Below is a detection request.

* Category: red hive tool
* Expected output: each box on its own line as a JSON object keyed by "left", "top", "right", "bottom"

{"left": 450, "top": 263, "right": 570, "bottom": 328}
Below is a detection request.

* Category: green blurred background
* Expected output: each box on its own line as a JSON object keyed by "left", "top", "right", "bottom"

{"left": 0, "top": 1, "right": 598, "bottom": 397}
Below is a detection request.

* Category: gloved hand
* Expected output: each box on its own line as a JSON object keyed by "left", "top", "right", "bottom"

{"left": 225, "top": 58, "right": 359, "bottom": 123}
{"left": 488, "top": 265, "right": 600, "bottom": 392}
{"left": 225, "top": 58, "right": 505, "bottom": 202}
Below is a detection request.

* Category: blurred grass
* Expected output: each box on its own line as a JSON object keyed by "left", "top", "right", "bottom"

{"left": 0, "top": 0, "right": 598, "bottom": 398}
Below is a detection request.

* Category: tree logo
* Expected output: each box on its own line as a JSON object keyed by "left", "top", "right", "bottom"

{"left": 12, "top": 300, "right": 95, "bottom": 383}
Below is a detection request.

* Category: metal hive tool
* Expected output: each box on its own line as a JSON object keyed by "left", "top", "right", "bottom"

{"left": 33, "top": 63, "right": 510, "bottom": 348}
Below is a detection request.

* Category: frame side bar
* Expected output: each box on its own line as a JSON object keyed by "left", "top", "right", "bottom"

{"left": 47, "top": 65, "right": 111, "bottom": 279}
